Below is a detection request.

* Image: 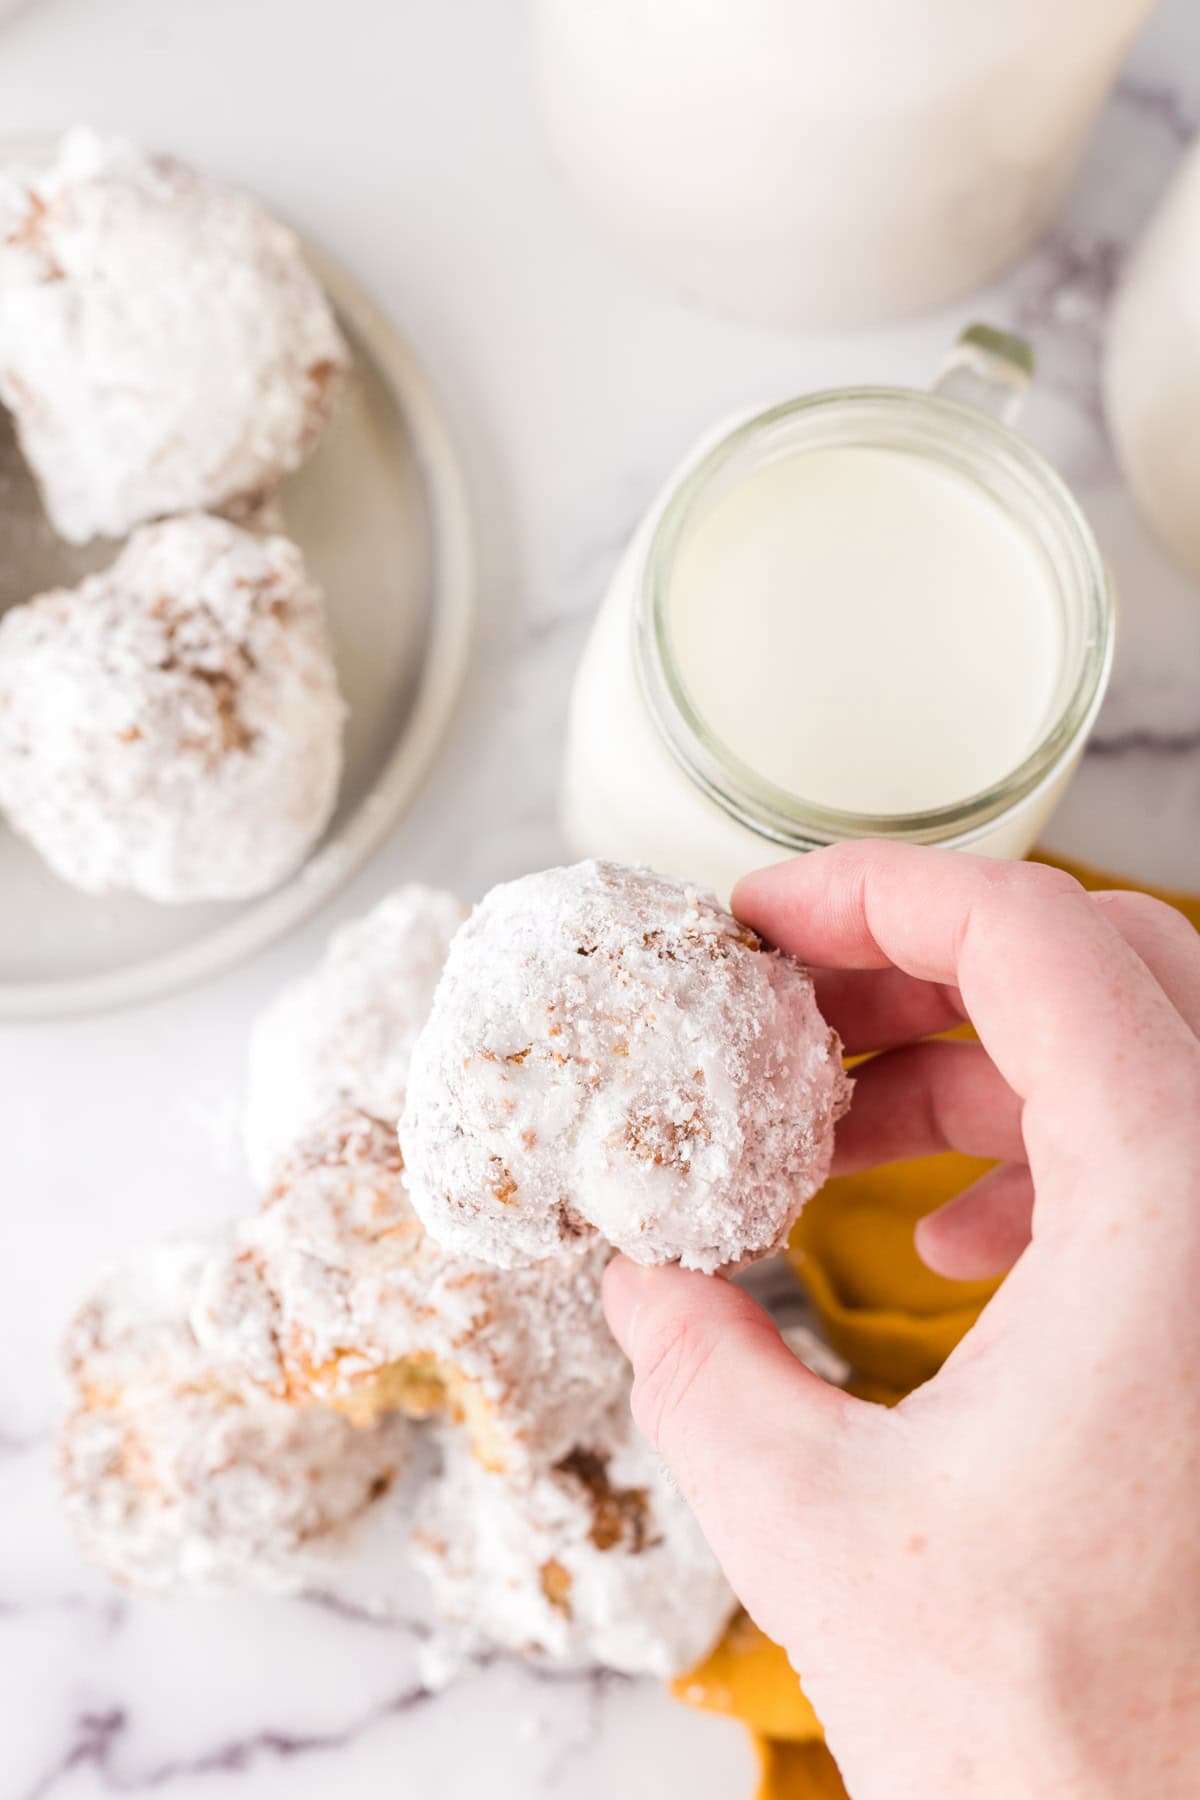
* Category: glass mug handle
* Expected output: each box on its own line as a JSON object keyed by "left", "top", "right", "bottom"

{"left": 932, "top": 323, "right": 1034, "bottom": 427}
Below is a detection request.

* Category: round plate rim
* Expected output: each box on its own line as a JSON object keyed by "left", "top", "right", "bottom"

{"left": 0, "top": 153, "right": 475, "bottom": 1024}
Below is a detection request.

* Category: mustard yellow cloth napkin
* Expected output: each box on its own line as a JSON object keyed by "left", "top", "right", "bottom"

{"left": 671, "top": 853, "right": 1200, "bottom": 1799}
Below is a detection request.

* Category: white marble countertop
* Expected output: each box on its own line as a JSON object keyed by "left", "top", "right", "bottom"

{"left": 4, "top": 1, "right": 1200, "bottom": 1794}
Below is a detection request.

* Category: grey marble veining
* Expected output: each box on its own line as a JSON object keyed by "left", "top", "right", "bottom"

{"left": 3, "top": 1, "right": 1200, "bottom": 1795}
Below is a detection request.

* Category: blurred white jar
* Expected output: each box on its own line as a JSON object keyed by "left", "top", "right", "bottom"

{"left": 1106, "top": 138, "right": 1200, "bottom": 584}
{"left": 560, "top": 330, "right": 1115, "bottom": 899}
{"left": 533, "top": 0, "right": 1156, "bottom": 328}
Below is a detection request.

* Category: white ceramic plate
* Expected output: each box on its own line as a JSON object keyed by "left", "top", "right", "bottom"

{"left": 0, "top": 212, "right": 474, "bottom": 1022}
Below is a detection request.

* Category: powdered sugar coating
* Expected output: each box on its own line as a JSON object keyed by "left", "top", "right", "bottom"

{"left": 410, "top": 1403, "right": 735, "bottom": 1679}
{"left": 401, "top": 861, "right": 850, "bottom": 1273}
{"left": 60, "top": 1240, "right": 408, "bottom": 1592}
{"left": 0, "top": 514, "right": 345, "bottom": 900}
{"left": 193, "top": 1110, "right": 627, "bottom": 1478}
{"left": 0, "top": 128, "right": 347, "bottom": 544}
{"left": 244, "top": 886, "right": 470, "bottom": 1186}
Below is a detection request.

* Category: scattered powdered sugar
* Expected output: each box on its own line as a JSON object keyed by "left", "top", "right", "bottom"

{"left": 60, "top": 1239, "right": 408, "bottom": 1592}
{"left": 410, "top": 1403, "right": 736, "bottom": 1680}
{"left": 193, "top": 1109, "right": 628, "bottom": 1479}
{"left": 401, "top": 861, "right": 851, "bottom": 1273}
{"left": 0, "top": 127, "right": 347, "bottom": 544}
{"left": 0, "top": 514, "right": 345, "bottom": 901}
{"left": 243, "top": 886, "right": 470, "bottom": 1186}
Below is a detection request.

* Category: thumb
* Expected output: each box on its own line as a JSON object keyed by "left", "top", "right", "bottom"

{"left": 603, "top": 1256, "right": 869, "bottom": 1627}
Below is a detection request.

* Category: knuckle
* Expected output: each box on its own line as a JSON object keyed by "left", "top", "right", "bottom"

{"left": 989, "top": 860, "right": 1083, "bottom": 902}
{"left": 630, "top": 1309, "right": 721, "bottom": 1451}
{"left": 821, "top": 837, "right": 899, "bottom": 887}
{"left": 1095, "top": 887, "right": 1190, "bottom": 938}
{"left": 1022, "top": 862, "right": 1085, "bottom": 901}
{"left": 968, "top": 862, "right": 1085, "bottom": 940}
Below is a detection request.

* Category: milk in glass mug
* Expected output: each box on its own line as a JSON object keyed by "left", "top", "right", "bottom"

{"left": 560, "top": 329, "right": 1115, "bottom": 900}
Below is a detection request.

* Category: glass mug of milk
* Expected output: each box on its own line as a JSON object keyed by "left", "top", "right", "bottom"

{"left": 534, "top": 0, "right": 1156, "bottom": 328}
{"left": 560, "top": 327, "right": 1115, "bottom": 900}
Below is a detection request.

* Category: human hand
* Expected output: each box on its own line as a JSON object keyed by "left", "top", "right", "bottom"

{"left": 603, "top": 843, "right": 1200, "bottom": 1799}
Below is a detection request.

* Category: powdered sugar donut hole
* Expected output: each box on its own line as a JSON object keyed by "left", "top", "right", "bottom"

{"left": 243, "top": 885, "right": 470, "bottom": 1186}
{"left": 410, "top": 1401, "right": 735, "bottom": 1679}
{"left": 401, "top": 860, "right": 850, "bottom": 1273}
{"left": 0, "top": 128, "right": 347, "bottom": 544}
{"left": 0, "top": 514, "right": 345, "bottom": 901}
{"left": 195, "top": 1108, "right": 627, "bottom": 1480}
{"left": 60, "top": 1240, "right": 407, "bottom": 1592}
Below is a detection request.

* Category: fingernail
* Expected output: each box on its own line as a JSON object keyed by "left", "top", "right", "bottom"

{"left": 602, "top": 1255, "right": 655, "bottom": 1352}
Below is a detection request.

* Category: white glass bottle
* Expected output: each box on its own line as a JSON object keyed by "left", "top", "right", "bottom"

{"left": 1106, "top": 136, "right": 1200, "bottom": 585}
{"left": 534, "top": 0, "right": 1157, "bottom": 328}
{"left": 560, "top": 329, "right": 1115, "bottom": 900}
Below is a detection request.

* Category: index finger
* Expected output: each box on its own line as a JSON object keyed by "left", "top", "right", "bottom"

{"left": 735, "top": 842, "right": 1200, "bottom": 1147}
